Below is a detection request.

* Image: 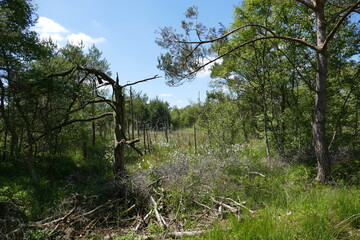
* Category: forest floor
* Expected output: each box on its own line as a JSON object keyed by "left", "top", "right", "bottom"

{"left": 0, "top": 130, "right": 359, "bottom": 239}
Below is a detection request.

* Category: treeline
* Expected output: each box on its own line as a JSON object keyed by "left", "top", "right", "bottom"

{"left": 0, "top": 0, "right": 177, "bottom": 178}
{"left": 156, "top": 0, "right": 360, "bottom": 181}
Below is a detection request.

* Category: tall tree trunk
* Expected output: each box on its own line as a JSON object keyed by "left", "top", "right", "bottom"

{"left": 113, "top": 86, "right": 127, "bottom": 178}
{"left": 354, "top": 98, "right": 359, "bottom": 151}
{"left": 92, "top": 120, "right": 96, "bottom": 147}
{"left": 313, "top": 1, "right": 331, "bottom": 182}
{"left": 0, "top": 84, "right": 20, "bottom": 161}
{"left": 15, "top": 100, "right": 37, "bottom": 180}
{"left": 130, "top": 87, "right": 135, "bottom": 140}
{"left": 263, "top": 104, "right": 271, "bottom": 161}
{"left": 262, "top": 91, "right": 271, "bottom": 161}
{"left": 143, "top": 122, "right": 147, "bottom": 154}
{"left": 2, "top": 129, "right": 8, "bottom": 162}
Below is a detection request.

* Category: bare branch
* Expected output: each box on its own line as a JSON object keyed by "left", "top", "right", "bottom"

{"left": 128, "top": 143, "right": 143, "bottom": 156}
{"left": 77, "top": 65, "right": 117, "bottom": 86}
{"left": 124, "top": 138, "right": 143, "bottom": 156}
{"left": 122, "top": 75, "right": 161, "bottom": 88}
{"left": 322, "top": 0, "right": 360, "bottom": 50}
{"left": 49, "top": 65, "right": 117, "bottom": 87}
{"left": 181, "top": 24, "right": 318, "bottom": 60}
{"left": 335, "top": 213, "right": 360, "bottom": 228}
{"left": 186, "top": 35, "right": 317, "bottom": 79}
{"left": 56, "top": 112, "right": 113, "bottom": 129}
{"left": 180, "top": 24, "right": 275, "bottom": 44}
{"left": 35, "top": 112, "right": 113, "bottom": 141}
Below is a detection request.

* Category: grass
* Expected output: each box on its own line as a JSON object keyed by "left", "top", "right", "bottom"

{"left": 193, "top": 184, "right": 359, "bottom": 240}
{"left": 1, "top": 129, "right": 359, "bottom": 239}
{"left": 130, "top": 132, "right": 360, "bottom": 239}
{"left": 181, "top": 163, "right": 360, "bottom": 240}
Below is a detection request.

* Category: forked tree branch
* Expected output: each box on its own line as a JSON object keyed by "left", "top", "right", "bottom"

{"left": 185, "top": 35, "right": 317, "bottom": 79}
{"left": 322, "top": 0, "right": 360, "bottom": 50}
{"left": 77, "top": 65, "right": 117, "bottom": 86}
{"left": 178, "top": 0, "right": 358, "bottom": 80}
{"left": 182, "top": 24, "right": 318, "bottom": 58}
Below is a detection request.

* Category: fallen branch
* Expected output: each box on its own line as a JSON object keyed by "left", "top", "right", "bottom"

{"left": 7, "top": 206, "right": 77, "bottom": 238}
{"left": 335, "top": 213, "right": 360, "bottom": 228}
{"left": 150, "top": 196, "right": 168, "bottom": 228}
{"left": 248, "top": 172, "right": 266, "bottom": 178}
{"left": 220, "top": 197, "right": 256, "bottom": 214}
{"left": 210, "top": 196, "right": 238, "bottom": 213}
{"left": 79, "top": 199, "right": 121, "bottom": 218}
{"left": 167, "top": 230, "right": 206, "bottom": 238}
{"left": 134, "top": 210, "right": 153, "bottom": 232}
{"left": 193, "top": 200, "right": 217, "bottom": 211}
{"left": 43, "top": 207, "right": 76, "bottom": 226}
{"left": 123, "top": 204, "right": 136, "bottom": 214}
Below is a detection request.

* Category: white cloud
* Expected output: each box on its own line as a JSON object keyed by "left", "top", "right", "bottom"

{"left": 33, "top": 16, "right": 69, "bottom": 35}
{"left": 67, "top": 33, "right": 106, "bottom": 48}
{"left": 159, "top": 93, "right": 173, "bottom": 97}
{"left": 197, "top": 57, "right": 223, "bottom": 79}
{"left": 38, "top": 33, "right": 65, "bottom": 42}
{"left": 32, "top": 16, "right": 105, "bottom": 49}
{"left": 176, "top": 100, "right": 183, "bottom": 103}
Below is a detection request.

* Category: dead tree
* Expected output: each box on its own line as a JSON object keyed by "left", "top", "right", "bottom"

{"left": 49, "top": 65, "right": 160, "bottom": 178}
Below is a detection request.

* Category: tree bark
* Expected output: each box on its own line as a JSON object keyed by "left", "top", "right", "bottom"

{"left": 130, "top": 87, "right": 135, "bottom": 140}
{"left": 15, "top": 99, "right": 38, "bottom": 180}
{"left": 113, "top": 86, "right": 127, "bottom": 178}
{"left": 313, "top": 1, "right": 331, "bottom": 182}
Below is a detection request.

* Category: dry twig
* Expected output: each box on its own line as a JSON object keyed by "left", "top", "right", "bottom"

{"left": 335, "top": 213, "right": 360, "bottom": 228}
{"left": 150, "top": 196, "right": 168, "bottom": 228}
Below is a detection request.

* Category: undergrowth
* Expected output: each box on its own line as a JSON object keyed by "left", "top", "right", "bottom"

{"left": 0, "top": 132, "right": 359, "bottom": 239}
{"left": 131, "top": 136, "right": 360, "bottom": 239}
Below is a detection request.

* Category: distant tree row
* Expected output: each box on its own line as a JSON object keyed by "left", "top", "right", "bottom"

{"left": 0, "top": 0, "right": 175, "bottom": 178}
{"left": 156, "top": 0, "right": 360, "bottom": 182}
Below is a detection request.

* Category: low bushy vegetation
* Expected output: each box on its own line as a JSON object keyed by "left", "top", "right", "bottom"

{"left": 1, "top": 131, "right": 359, "bottom": 239}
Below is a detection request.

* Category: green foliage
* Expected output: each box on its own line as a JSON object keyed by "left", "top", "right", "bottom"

{"left": 148, "top": 97, "right": 171, "bottom": 129}
{"left": 147, "top": 224, "right": 165, "bottom": 235}
{"left": 170, "top": 105, "right": 199, "bottom": 129}
{"left": 23, "top": 228, "right": 50, "bottom": 240}
{"left": 0, "top": 3, "right": 113, "bottom": 176}
{"left": 198, "top": 92, "right": 247, "bottom": 147}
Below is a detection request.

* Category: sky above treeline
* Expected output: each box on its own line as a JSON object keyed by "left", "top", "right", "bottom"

{"left": 32, "top": 0, "right": 241, "bottom": 108}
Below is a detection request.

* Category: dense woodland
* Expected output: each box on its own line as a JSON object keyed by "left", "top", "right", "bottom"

{"left": 1, "top": 0, "right": 359, "bottom": 239}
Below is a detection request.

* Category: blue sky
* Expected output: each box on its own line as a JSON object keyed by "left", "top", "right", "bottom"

{"left": 32, "top": 0, "right": 241, "bottom": 108}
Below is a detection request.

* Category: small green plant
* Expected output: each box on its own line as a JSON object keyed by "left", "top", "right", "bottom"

{"left": 147, "top": 224, "right": 165, "bottom": 235}
{"left": 23, "top": 228, "right": 50, "bottom": 240}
